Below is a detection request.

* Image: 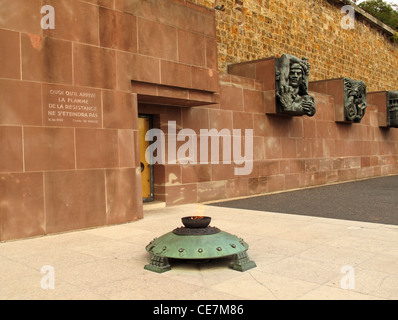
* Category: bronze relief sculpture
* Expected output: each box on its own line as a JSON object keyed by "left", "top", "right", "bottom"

{"left": 275, "top": 54, "right": 316, "bottom": 117}
{"left": 343, "top": 78, "right": 367, "bottom": 123}
{"left": 387, "top": 91, "right": 398, "bottom": 128}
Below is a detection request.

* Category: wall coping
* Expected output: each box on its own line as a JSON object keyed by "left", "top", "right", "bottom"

{"left": 333, "top": 0, "right": 397, "bottom": 36}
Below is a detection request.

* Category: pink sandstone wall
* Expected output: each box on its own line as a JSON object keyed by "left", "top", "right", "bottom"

{"left": 141, "top": 73, "right": 398, "bottom": 207}
{"left": 0, "top": 0, "right": 397, "bottom": 241}
{"left": 0, "top": 0, "right": 218, "bottom": 241}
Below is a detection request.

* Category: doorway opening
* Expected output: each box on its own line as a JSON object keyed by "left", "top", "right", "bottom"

{"left": 138, "top": 114, "right": 154, "bottom": 203}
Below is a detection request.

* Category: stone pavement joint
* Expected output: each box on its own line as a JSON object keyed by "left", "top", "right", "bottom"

{"left": 1, "top": 177, "right": 398, "bottom": 300}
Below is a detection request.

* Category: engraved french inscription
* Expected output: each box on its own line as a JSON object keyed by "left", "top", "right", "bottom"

{"left": 43, "top": 85, "right": 101, "bottom": 128}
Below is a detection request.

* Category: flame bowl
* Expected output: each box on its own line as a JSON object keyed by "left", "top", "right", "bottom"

{"left": 181, "top": 216, "right": 211, "bottom": 229}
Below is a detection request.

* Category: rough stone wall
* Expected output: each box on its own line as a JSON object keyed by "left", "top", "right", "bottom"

{"left": 191, "top": 0, "right": 398, "bottom": 92}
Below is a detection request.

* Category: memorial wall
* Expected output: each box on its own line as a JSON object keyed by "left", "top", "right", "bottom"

{"left": 193, "top": 0, "right": 398, "bottom": 91}
{"left": 0, "top": 0, "right": 397, "bottom": 241}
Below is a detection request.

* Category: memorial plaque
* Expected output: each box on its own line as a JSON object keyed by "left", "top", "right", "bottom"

{"left": 43, "top": 85, "right": 102, "bottom": 128}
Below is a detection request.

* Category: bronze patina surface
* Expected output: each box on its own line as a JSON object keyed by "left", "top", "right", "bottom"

{"left": 144, "top": 217, "right": 256, "bottom": 273}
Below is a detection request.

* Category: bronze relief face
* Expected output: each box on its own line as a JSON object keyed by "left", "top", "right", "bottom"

{"left": 275, "top": 54, "right": 316, "bottom": 117}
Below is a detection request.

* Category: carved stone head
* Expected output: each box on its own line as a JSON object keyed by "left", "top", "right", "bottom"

{"left": 275, "top": 54, "right": 316, "bottom": 117}
{"left": 343, "top": 78, "right": 367, "bottom": 123}
{"left": 387, "top": 91, "right": 398, "bottom": 128}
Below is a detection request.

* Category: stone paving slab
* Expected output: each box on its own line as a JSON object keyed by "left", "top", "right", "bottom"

{"left": 0, "top": 199, "right": 398, "bottom": 300}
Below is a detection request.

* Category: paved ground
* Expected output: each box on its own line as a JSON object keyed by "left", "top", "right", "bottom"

{"left": 210, "top": 175, "right": 398, "bottom": 226}
{"left": 0, "top": 176, "right": 398, "bottom": 300}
